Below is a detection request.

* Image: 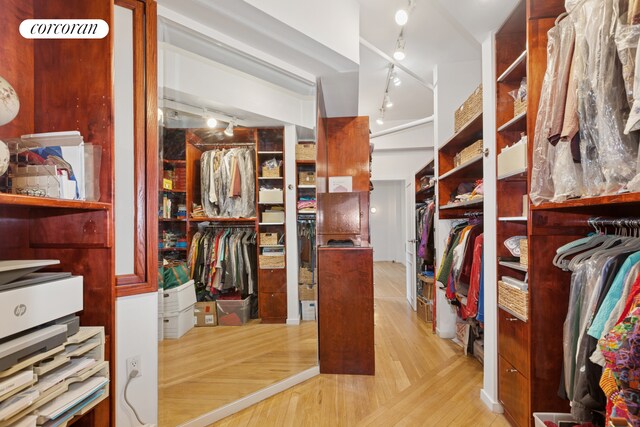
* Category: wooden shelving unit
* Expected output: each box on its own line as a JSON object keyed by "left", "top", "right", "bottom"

{"left": 414, "top": 160, "right": 436, "bottom": 329}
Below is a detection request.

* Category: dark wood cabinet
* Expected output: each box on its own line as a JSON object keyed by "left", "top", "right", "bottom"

{"left": 318, "top": 247, "right": 374, "bottom": 375}
{"left": 259, "top": 291, "right": 287, "bottom": 322}
{"left": 499, "top": 356, "right": 530, "bottom": 427}
{"left": 258, "top": 269, "right": 287, "bottom": 293}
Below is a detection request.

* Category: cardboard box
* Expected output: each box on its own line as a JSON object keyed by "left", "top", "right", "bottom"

{"left": 262, "top": 210, "right": 284, "bottom": 223}
{"left": 301, "top": 300, "right": 317, "bottom": 321}
{"left": 194, "top": 302, "right": 218, "bottom": 327}
{"left": 163, "top": 305, "right": 195, "bottom": 339}
{"left": 259, "top": 189, "right": 283, "bottom": 204}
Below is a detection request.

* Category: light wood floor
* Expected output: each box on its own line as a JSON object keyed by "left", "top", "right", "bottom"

{"left": 158, "top": 312, "right": 319, "bottom": 426}
{"left": 212, "top": 261, "right": 510, "bottom": 427}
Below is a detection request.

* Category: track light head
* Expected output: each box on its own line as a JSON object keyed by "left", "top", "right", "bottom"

{"left": 393, "top": 38, "right": 406, "bottom": 61}
{"left": 376, "top": 109, "right": 385, "bottom": 126}
{"left": 395, "top": 9, "right": 409, "bottom": 26}
{"left": 224, "top": 120, "right": 234, "bottom": 137}
{"left": 206, "top": 117, "right": 218, "bottom": 128}
{"left": 384, "top": 94, "right": 393, "bottom": 108}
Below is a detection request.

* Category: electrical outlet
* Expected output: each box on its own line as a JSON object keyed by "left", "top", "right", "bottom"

{"left": 126, "top": 355, "right": 142, "bottom": 378}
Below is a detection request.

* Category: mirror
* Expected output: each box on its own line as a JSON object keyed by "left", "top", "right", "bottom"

{"left": 156, "top": 17, "right": 318, "bottom": 425}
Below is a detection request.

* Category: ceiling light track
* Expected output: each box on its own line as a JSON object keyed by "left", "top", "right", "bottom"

{"left": 162, "top": 98, "right": 245, "bottom": 127}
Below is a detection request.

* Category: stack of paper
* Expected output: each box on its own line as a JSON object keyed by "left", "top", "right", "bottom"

{"left": 0, "top": 389, "right": 39, "bottom": 421}
{"left": 35, "top": 358, "right": 96, "bottom": 394}
{"left": 0, "top": 370, "right": 34, "bottom": 399}
{"left": 36, "top": 376, "right": 108, "bottom": 422}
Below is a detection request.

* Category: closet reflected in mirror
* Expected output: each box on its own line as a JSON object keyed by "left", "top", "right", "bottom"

{"left": 156, "top": 17, "right": 318, "bottom": 423}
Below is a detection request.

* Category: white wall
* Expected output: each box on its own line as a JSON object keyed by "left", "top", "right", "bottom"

{"left": 433, "top": 59, "right": 482, "bottom": 339}
{"left": 480, "top": 33, "right": 502, "bottom": 414}
{"left": 370, "top": 180, "right": 405, "bottom": 263}
{"left": 116, "top": 293, "right": 158, "bottom": 426}
{"left": 161, "top": 44, "right": 316, "bottom": 129}
{"left": 243, "top": 0, "right": 360, "bottom": 65}
{"left": 285, "top": 125, "right": 301, "bottom": 325}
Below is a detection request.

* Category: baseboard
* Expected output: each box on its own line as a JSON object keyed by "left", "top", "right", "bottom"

{"left": 178, "top": 366, "right": 320, "bottom": 426}
{"left": 480, "top": 388, "right": 503, "bottom": 413}
{"left": 286, "top": 318, "right": 301, "bottom": 325}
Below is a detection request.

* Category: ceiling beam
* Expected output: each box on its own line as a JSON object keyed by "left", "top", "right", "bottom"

{"left": 359, "top": 37, "right": 434, "bottom": 91}
{"left": 370, "top": 116, "right": 434, "bottom": 139}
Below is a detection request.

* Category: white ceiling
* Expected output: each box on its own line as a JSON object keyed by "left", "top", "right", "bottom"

{"left": 157, "top": 0, "right": 520, "bottom": 132}
{"left": 358, "top": 0, "right": 520, "bottom": 131}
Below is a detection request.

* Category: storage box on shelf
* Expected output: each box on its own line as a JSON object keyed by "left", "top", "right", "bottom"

{"left": 454, "top": 85, "right": 483, "bottom": 133}
{"left": 295, "top": 143, "right": 315, "bottom": 161}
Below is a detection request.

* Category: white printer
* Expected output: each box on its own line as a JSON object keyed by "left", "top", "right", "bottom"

{"left": 0, "top": 260, "right": 83, "bottom": 340}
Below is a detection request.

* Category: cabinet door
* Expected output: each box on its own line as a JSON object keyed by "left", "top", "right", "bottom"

{"left": 258, "top": 269, "right": 286, "bottom": 293}
{"left": 499, "top": 356, "right": 530, "bottom": 427}
{"left": 498, "top": 308, "right": 530, "bottom": 377}
{"left": 259, "top": 292, "right": 287, "bottom": 322}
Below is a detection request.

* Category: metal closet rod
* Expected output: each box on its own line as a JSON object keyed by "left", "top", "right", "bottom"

{"left": 192, "top": 142, "right": 256, "bottom": 147}
{"left": 588, "top": 217, "right": 640, "bottom": 228}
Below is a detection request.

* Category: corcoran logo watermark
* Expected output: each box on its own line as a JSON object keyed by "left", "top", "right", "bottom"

{"left": 14, "top": 304, "right": 27, "bottom": 317}
{"left": 19, "top": 19, "right": 109, "bottom": 39}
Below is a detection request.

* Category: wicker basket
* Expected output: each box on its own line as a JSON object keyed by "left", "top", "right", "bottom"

{"left": 498, "top": 280, "right": 528, "bottom": 321}
{"left": 260, "top": 233, "right": 278, "bottom": 246}
{"left": 520, "top": 239, "right": 529, "bottom": 267}
{"left": 296, "top": 144, "right": 315, "bottom": 161}
{"left": 259, "top": 255, "right": 285, "bottom": 269}
{"left": 299, "top": 172, "right": 316, "bottom": 185}
{"left": 454, "top": 85, "right": 483, "bottom": 133}
{"left": 454, "top": 140, "right": 483, "bottom": 167}
{"left": 262, "top": 165, "right": 281, "bottom": 178}
{"left": 299, "top": 267, "right": 313, "bottom": 285}
{"left": 298, "top": 284, "right": 317, "bottom": 301}
{"left": 514, "top": 97, "right": 527, "bottom": 116}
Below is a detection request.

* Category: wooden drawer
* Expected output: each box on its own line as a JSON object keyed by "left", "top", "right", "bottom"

{"left": 259, "top": 291, "right": 287, "bottom": 322}
{"left": 499, "top": 356, "right": 530, "bottom": 427}
{"left": 258, "top": 269, "right": 286, "bottom": 293}
{"left": 498, "top": 308, "right": 530, "bottom": 377}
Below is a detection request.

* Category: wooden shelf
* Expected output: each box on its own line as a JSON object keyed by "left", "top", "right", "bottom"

{"left": 163, "top": 159, "right": 186, "bottom": 165}
{"left": 497, "top": 51, "right": 527, "bottom": 83}
{"left": 161, "top": 189, "right": 187, "bottom": 193}
{"left": 498, "top": 304, "right": 528, "bottom": 322}
{"left": 296, "top": 160, "right": 316, "bottom": 165}
{"left": 498, "top": 112, "right": 527, "bottom": 133}
{"left": 439, "top": 197, "right": 484, "bottom": 210}
{"left": 298, "top": 185, "right": 316, "bottom": 189}
{"left": 499, "top": 261, "right": 528, "bottom": 272}
{"left": 0, "top": 193, "right": 110, "bottom": 210}
{"left": 417, "top": 274, "right": 434, "bottom": 284}
{"left": 416, "top": 184, "right": 435, "bottom": 197}
{"left": 259, "top": 222, "right": 285, "bottom": 226}
{"left": 258, "top": 202, "right": 284, "bottom": 205}
{"left": 497, "top": 167, "right": 527, "bottom": 181}
{"left": 438, "top": 155, "right": 483, "bottom": 180}
{"left": 159, "top": 218, "right": 187, "bottom": 222}
{"left": 159, "top": 247, "right": 187, "bottom": 252}
{"left": 258, "top": 151, "right": 283, "bottom": 154}
{"left": 258, "top": 177, "right": 283, "bottom": 180}
{"left": 259, "top": 244, "right": 285, "bottom": 248}
{"left": 532, "top": 192, "right": 640, "bottom": 210}
{"left": 439, "top": 112, "right": 483, "bottom": 154}
{"left": 297, "top": 210, "right": 317, "bottom": 214}
{"left": 189, "top": 217, "right": 256, "bottom": 222}
{"left": 498, "top": 216, "right": 528, "bottom": 222}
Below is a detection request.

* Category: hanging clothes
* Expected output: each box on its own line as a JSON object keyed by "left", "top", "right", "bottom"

{"left": 187, "top": 226, "right": 257, "bottom": 299}
{"left": 416, "top": 201, "right": 435, "bottom": 263}
{"left": 200, "top": 148, "right": 256, "bottom": 218}
{"left": 298, "top": 218, "right": 316, "bottom": 284}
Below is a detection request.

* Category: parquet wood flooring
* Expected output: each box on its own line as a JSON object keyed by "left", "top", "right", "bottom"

{"left": 212, "top": 262, "right": 509, "bottom": 427}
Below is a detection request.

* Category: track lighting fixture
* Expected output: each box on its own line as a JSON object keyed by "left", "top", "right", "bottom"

{"left": 384, "top": 93, "right": 393, "bottom": 108}
{"left": 395, "top": 9, "right": 409, "bottom": 26}
{"left": 393, "top": 37, "right": 406, "bottom": 61}
{"left": 395, "top": 0, "right": 414, "bottom": 26}
{"left": 392, "top": 74, "right": 402, "bottom": 87}
{"left": 224, "top": 120, "right": 235, "bottom": 137}
{"left": 206, "top": 117, "right": 218, "bottom": 128}
{"left": 376, "top": 109, "right": 385, "bottom": 126}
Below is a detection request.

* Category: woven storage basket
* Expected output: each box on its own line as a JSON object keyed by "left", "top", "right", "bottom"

{"left": 259, "top": 255, "right": 285, "bottom": 269}
{"left": 299, "top": 171, "right": 316, "bottom": 185}
{"left": 520, "top": 239, "right": 529, "bottom": 267}
{"left": 454, "top": 153, "right": 463, "bottom": 168}
{"left": 514, "top": 97, "right": 527, "bottom": 116}
{"left": 262, "top": 165, "right": 281, "bottom": 178}
{"left": 454, "top": 85, "right": 483, "bottom": 132}
{"left": 298, "top": 284, "right": 317, "bottom": 301}
{"left": 260, "top": 233, "right": 278, "bottom": 246}
{"left": 296, "top": 144, "right": 315, "bottom": 161}
{"left": 458, "top": 140, "right": 483, "bottom": 165}
{"left": 299, "top": 267, "right": 313, "bottom": 285}
{"left": 498, "top": 280, "right": 528, "bottom": 321}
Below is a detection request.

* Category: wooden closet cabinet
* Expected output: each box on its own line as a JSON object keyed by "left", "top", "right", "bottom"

{"left": 0, "top": 0, "right": 157, "bottom": 425}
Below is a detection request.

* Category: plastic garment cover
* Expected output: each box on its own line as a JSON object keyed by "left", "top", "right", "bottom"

{"left": 530, "top": 25, "right": 561, "bottom": 205}
{"left": 616, "top": 0, "right": 640, "bottom": 108}
{"left": 552, "top": 17, "right": 585, "bottom": 201}
{"left": 578, "top": 0, "right": 638, "bottom": 195}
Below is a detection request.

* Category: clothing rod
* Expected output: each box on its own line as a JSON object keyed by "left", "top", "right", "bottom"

{"left": 588, "top": 217, "right": 640, "bottom": 228}
{"left": 192, "top": 142, "right": 256, "bottom": 147}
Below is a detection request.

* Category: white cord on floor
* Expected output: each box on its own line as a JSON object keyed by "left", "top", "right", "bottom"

{"left": 124, "top": 370, "right": 146, "bottom": 426}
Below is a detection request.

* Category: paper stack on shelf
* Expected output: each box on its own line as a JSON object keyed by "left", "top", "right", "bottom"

{"left": 36, "top": 376, "right": 108, "bottom": 424}
{"left": 0, "top": 370, "right": 34, "bottom": 398}
{"left": 35, "top": 358, "right": 96, "bottom": 394}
